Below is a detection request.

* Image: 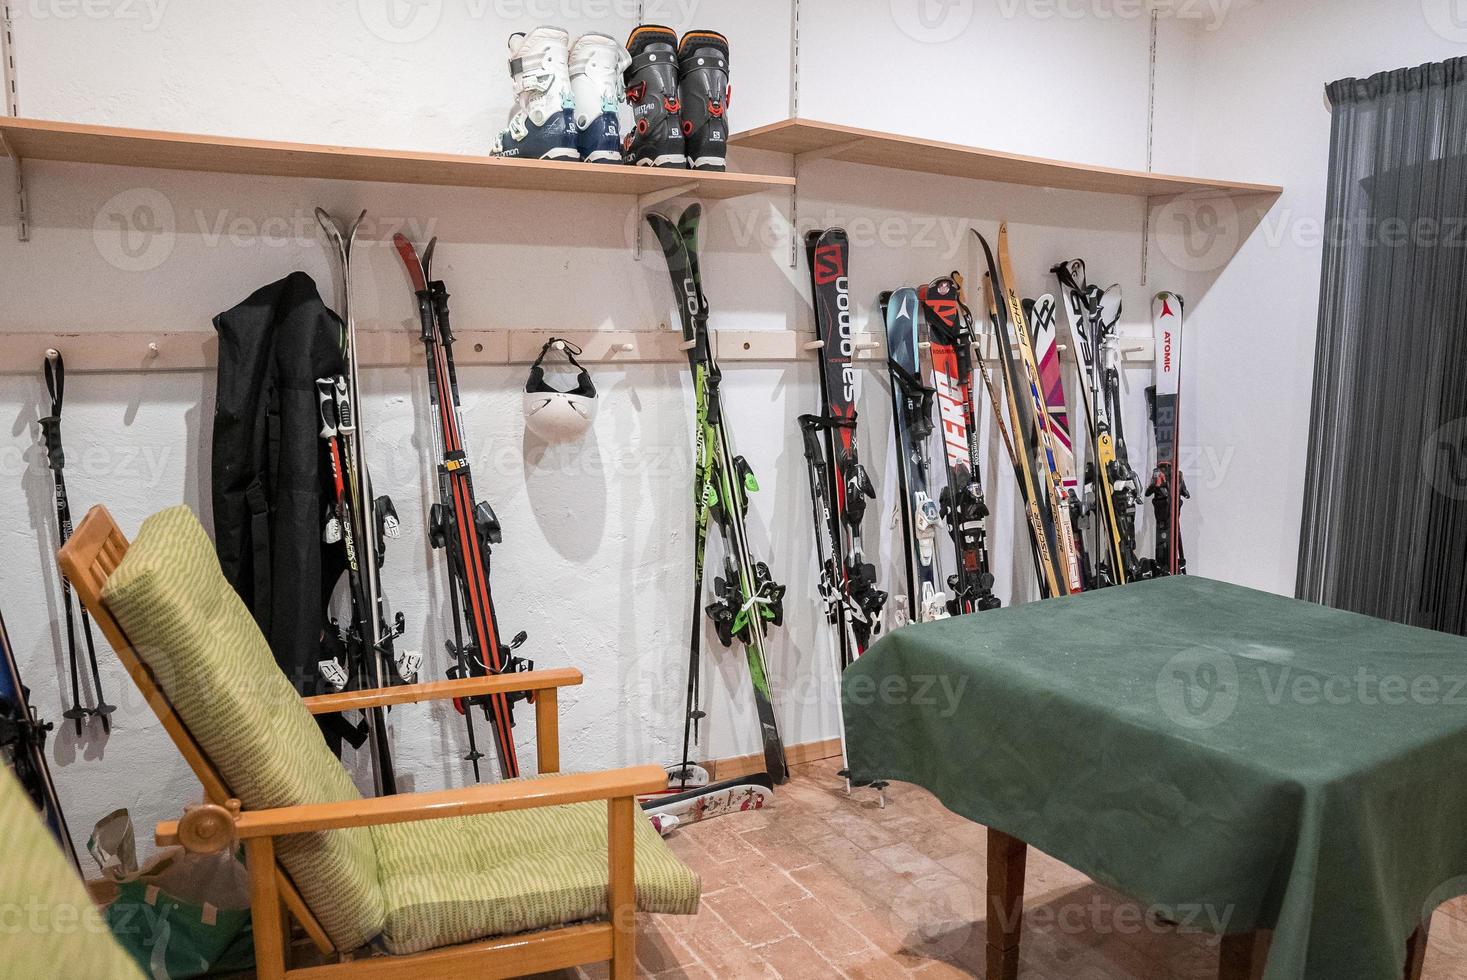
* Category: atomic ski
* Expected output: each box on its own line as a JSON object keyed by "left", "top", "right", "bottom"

{"left": 800, "top": 227, "right": 886, "bottom": 664}
{"left": 315, "top": 209, "right": 411, "bottom": 797}
{"left": 395, "top": 234, "right": 533, "bottom": 781}
{"left": 38, "top": 351, "right": 114, "bottom": 735}
{"left": 0, "top": 608, "right": 80, "bottom": 872}
{"left": 648, "top": 204, "right": 788, "bottom": 786}
{"left": 882, "top": 287, "right": 948, "bottom": 626}
{"left": 919, "top": 277, "right": 1001, "bottom": 614}
{"left": 1145, "top": 292, "right": 1188, "bottom": 576}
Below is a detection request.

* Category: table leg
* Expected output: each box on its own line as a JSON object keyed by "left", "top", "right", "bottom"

{"left": 1404, "top": 920, "right": 1430, "bottom": 980}
{"left": 986, "top": 828, "right": 1027, "bottom": 980}
{"left": 1218, "top": 930, "right": 1268, "bottom": 980}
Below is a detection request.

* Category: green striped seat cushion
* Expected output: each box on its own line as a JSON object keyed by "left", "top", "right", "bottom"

{"left": 0, "top": 764, "right": 145, "bottom": 978}
{"left": 101, "top": 505, "right": 386, "bottom": 952}
{"left": 372, "top": 784, "right": 701, "bottom": 955}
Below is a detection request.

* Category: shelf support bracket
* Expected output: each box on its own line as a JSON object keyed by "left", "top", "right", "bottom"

{"left": 0, "top": 128, "right": 25, "bottom": 242}
{"left": 633, "top": 181, "right": 699, "bottom": 260}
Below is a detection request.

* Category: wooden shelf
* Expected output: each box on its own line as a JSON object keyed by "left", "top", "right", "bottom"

{"left": 0, "top": 117, "right": 793, "bottom": 200}
{"left": 731, "top": 118, "right": 1281, "bottom": 199}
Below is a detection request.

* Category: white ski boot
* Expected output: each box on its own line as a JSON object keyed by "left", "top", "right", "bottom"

{"left": 493, "top": 27, "right": 578, "bottom": 161}
{"left": 569, "top": 32, "right": 631, "bottom": 164}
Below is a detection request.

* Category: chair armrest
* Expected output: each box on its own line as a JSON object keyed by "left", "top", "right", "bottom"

{"left": 301, "top": 667, "right": 583, "bottom": 715}
{"left": 156, "top": 765, "right": 667, "bottom": 844}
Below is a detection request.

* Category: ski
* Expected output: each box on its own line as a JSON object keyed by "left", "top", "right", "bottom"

{"left": 972, "top": 236, "right": 1065, "bottom": 599}
{"left": 38, "top": 351, "right": 114, "bottom": 735}
{"left": 315, "top": 208, "right": 407, "bottom": 797}
{"left": 0, "top": 608, "right": 81, "bottom": 872}
{"left": 1145, "top": 292, "right": 1189, "bottom": 576}
{"left": 1052, "top": 259, "right": 1135, "bottom": 587}
{"left": 919, "top": 276, "right": 1002, "bottom": 614}
{"left": 395, "top": 233, "right": 532, "bottom": 781}
{"left": 882, "top": 287, "right": 949, "bottom": 625}
{"left": 994, "top": 226, "right": 1081, "bottom": 595}
{"left": 801, "top": 227, "right": 886, "bottom": 662}
{"left": 1028, "top": 296, "right": 1090, "bottom": 590}
{"left": 640, "top": 772, "right": 774, "bottom": 825}
{"left": 647, "top": 204, "right": 788, "bottom": 786}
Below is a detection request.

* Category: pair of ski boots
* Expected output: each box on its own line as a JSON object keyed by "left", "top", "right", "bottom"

{"left": 623, "top": 26, "right": 730, "bottom": 171}
{"left": 492, "top": 28, "right": 632, "bottom": 163}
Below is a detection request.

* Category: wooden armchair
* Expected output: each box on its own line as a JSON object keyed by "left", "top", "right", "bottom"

{"left": 58, "top": 505, "right": 692, "bottom": 979}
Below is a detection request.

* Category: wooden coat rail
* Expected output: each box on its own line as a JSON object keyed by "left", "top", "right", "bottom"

{"left": 0, "top": 330, "right": 1155, "bottom": 374}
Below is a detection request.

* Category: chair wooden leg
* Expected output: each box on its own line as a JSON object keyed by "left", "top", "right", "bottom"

{"left": 986, "top": 828, "right": 1027, "bottom": 980}
{"left": 536, "top": 688, "right": 560, "bottom": 774}
{"left": 1404, "top": 919, "right": 1431, "bottom": 980}
{"left": 1218, "top": 930, "right": 1268, "bottom": 980}
{"left": 247, "top": 837, "right": 287, "bottom": 980}
{"left": 607, "top": 795, "right": 636, "bottom": 980}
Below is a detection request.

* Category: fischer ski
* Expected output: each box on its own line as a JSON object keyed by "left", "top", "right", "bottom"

{"left": 1144, "top": 292, "right": 1188, "bottom": 576}
{"left": 648, "top": 204, "right": 788, "bottom": 786}
{"left": 38, "top": 352, "right": 114, "bottom": 735}
{"left": 800, "top": 227, "right": 886, "bottom": 663}
{"left": 315, "top": 208, "right": 410, "bottom": 796}
{"left": 919, "top": 276, "right": 1002, "bottom": 614}
{"left": 0, "top": 608, "right": 80, "bottom": 872}
{"left": 395, "top": 233, "right": 533, "bottom": 781}
{"left": 882, "top": 287, "right": 949, "bottom": 626}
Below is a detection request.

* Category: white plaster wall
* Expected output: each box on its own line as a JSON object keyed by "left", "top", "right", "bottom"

{"left": 1, "top": 0, "right": 1208, "bottom": 858}
{"left": 1165, "top": 0, "right": 1467, "bottom": 594}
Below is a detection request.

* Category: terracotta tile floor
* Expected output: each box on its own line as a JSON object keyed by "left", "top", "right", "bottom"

{"left": 553, "top": 758, "right": 1467, "bottom": 979}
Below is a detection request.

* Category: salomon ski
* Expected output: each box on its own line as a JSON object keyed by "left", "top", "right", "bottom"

{"left": 882, "top": 288, "right": 948, "bottom": 625}
{"left": 1145, "top": 292, "right": 1188, "bottom": 576}
{"left": 648, "top": 204, "right": 788, "bottom": 786}
{"left": 38, "top": 352, "right": 114, "bottom": 735}
{"left": 396, "top": 234, "right": 532, "bottom": 781}
{"left": 801, "top": 227, "right": 885, "bottom": 663}
{"left": 0, "top": 609, "right": 80, "bottom": 871}
{"left": 919, "top": 276, "right": 1001, "bottom": 613}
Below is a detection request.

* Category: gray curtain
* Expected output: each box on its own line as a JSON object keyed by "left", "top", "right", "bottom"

{"left": 1297, "top": 58, "right": 1467, "bottom": 632}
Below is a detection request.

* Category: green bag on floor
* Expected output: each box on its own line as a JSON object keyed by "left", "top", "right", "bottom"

{"left": 92, "top": 809, "right": 255, "bottom": 979}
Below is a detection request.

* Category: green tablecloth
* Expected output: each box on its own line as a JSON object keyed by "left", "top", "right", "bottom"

{"left": 844, "top": 576, "right": 1467, "bottom": 980}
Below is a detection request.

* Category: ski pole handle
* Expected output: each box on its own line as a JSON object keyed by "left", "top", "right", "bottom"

{"left": 38, "top": 415, "right": 65, "bottom": 471}
{"left": 429, "top": 281, "right": 454, "bottom": 343}
{"left": 40, "top": 350, "right": 66, "bottom": 471}
{"left": 333, "top": 377, "right": 355, "bottom": 434}
{"left": 316, "top": 378, "right": 339, "bottom": 438}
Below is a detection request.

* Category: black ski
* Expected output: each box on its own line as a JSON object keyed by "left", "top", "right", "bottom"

{"left": 647, "top": 204, "right": 788, "bottom": 786}
{"left": 801, "top": 227, "right": 885, "bottom": 662}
